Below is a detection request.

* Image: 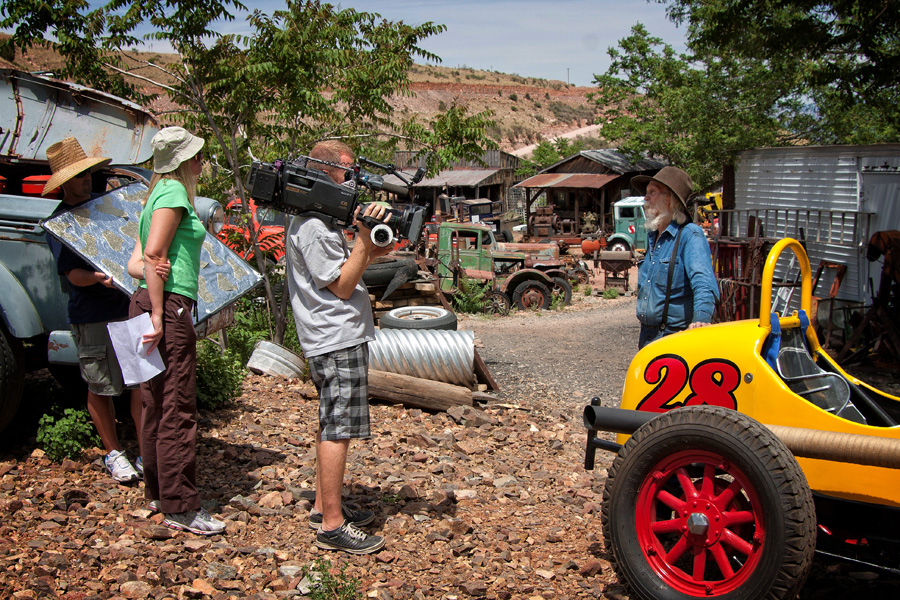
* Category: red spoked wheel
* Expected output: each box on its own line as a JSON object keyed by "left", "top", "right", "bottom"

{"left": 635, "top": 450, "right": 764, "bottom": 595}
{"left": 602, "top": 406, "right": 816, "bottom": 600}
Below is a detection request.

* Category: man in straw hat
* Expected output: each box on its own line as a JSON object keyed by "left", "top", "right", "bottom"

{"left": 43, "top": 137, "right": 144, "bottom": 483}
{"left": 630, "top": 166, "right": 719, "bottom": 349}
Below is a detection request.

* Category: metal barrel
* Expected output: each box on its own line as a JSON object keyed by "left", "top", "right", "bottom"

{"left": 369, "top": 328, "right": 475, "bottom": 388}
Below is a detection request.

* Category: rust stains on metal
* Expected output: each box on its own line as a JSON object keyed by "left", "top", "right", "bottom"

{"left": 513, "top": 173, "right": 618, "bottom": 189}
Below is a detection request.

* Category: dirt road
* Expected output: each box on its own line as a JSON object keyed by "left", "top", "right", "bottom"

{"left": 461, "top": 295, "right": 637, "bottom": 412}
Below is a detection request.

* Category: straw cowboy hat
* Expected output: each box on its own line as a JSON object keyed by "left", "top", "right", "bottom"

{"left": 42, "top": 138, "right": 112, "bottom": 196}
{"left": 151, "top": 127, "right": 204, "bottom": 174}
{"left": 631, "top": 166, "right": 694, "bottom": 211}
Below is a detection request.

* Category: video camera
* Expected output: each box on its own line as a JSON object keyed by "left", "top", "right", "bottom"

{"left": 246, "top": 156, "right": 426, "bottom": 248}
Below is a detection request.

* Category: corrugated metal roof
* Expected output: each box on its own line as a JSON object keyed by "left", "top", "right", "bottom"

{"left": 513, "top": 173, "right": 618, "bottom": 189}
{"left": 541, "top": 149, "right": 666, "bottom": 175}
{"left": 383, "top": 169, "right": 500, "bottom": 188}
{"left": 580, "top": 150, "right": 666, "bottom": 173}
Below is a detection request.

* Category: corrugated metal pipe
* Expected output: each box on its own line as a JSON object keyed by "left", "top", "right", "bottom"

{"left": 369, "top": 329, "right": 475, "bottom": 388}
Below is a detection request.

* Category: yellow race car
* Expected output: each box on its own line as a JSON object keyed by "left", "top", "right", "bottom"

{"left": 584, "top": 238, "right": 900, "bottom": 600}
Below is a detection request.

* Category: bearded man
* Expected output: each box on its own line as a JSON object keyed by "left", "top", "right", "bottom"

{"left": 631, "top": 167, "right": 719, "bottom": 349}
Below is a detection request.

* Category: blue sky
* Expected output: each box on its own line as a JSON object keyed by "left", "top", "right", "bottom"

{"left": 256, "top": 0, "right": 687, "bottom": 87}
{"left": 134, "top": 1, "right": 687, "bottom": 87}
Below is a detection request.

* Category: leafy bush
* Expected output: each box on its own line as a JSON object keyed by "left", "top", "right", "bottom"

{"left": 603, "top": 288, "right": 620, "bottom": 299}
{"left": 225, "top": 297, "right": 272, "bottom": 366}
{"left": 301, "top": 558, "right": 359, "bottom": 600}
{"left": 37, "top": 407, "right": 101, "bottom": 462}
{"left": 508, "top": 93, "right": 518, "bottom": 102}
{"left": 452, "top": 275, "right": 490, "bottom": 314}
{"left": 550, "top": 291, "right": 567, "bottom": 311}
{"left": 582, "top": 285, "right": 593, "bottom": 296}
{"left": 196, "top": 340, "right": 246, "bottom": 411}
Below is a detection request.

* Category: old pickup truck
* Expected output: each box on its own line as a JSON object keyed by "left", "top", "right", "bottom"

{"left": 421, "top": 221, "right": 578, "bottom": 312}
{"left": 0, "top": 69, "right": 253, "bottom": 433}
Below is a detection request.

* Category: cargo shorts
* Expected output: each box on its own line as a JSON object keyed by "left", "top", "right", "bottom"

{"left": 72, "top": 320, "right": 129, "bottom": 396}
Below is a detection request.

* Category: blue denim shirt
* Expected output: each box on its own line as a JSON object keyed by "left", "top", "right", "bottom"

{"left": 636, "top": 222, "right": 719, "bottom": 332}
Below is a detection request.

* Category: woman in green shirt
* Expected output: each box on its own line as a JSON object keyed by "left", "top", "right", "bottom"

{"left": 128, "top": 126, "right": 225, "bottom": 536}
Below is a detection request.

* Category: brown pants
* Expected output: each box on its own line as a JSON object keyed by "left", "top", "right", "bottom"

{"left": 129, "top": 288, "right": 199, "bottom": 514}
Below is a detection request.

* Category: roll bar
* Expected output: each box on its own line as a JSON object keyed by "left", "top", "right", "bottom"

{"left": 758, "top": 238, "right": 819, "bottom": 350}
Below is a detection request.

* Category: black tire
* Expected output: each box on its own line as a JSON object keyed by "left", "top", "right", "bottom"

{"left": 380, "top": 306, "right": 458, "bottom": 330}
{"left": 0, "top": 325, "right": 25, "bottom": 433}
{"left": 602, "top": 406, "right": 815, "bottom": 600}
{"left": 513, "top": 280, "right": 551, "bottom": 311}
{"left": 363, "top": 258, "right": 418, "bottom": 288}
{"left": 610, "top": 240, "right": 630, "bottom": 253}
{"left": 550, "top": 277, "right": 572, "bottom": 306}
{"left": 48, "top": 364, "right": 88, "bottom": 405}
{"left": 499, "top": 230, "right": 513, "bottom": 242}
{"left": 484, "top": 291, "right": 511, "bottom": 316}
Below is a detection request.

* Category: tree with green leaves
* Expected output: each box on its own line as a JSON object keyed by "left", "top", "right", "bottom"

{"left": 662, "top": 0, "right": 900, "bottom": 143}
{"left": 590, "top": 1, "right": 899, "bottom": 191}
{"left": 1, "top": 0, "right": 496, "bottom": 343}
{"left": 590, "top": 24, "right": 800, "bottom": 189}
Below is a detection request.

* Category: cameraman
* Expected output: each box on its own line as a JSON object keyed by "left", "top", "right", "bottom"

{"left": 286, "top": 140, "right": 392, "bottom": 554}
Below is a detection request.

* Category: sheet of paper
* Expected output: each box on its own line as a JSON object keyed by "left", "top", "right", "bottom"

{"left": 107, "top": 313, "right": 166, "bottom": 386}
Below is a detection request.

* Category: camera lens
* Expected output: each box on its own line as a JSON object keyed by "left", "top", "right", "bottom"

{"left": 370, "top": 224, "right": 394, "bottom": 248}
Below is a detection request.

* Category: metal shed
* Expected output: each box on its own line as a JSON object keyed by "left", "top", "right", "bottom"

{"left": 727, "top": 144, "right": 900, "bottom": 307}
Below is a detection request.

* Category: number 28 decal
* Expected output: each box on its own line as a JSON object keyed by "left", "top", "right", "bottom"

{"left": 637, "top": 354, "right": 741, "bottom": 413}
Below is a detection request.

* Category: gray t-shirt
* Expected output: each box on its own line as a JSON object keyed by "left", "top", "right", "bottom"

{"left": 286, "top": 215, "right": 375, "bottom": 357}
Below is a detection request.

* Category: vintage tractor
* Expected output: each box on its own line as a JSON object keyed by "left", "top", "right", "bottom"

{"left": 583, "top": 238, "right": 900, "bottom": 599}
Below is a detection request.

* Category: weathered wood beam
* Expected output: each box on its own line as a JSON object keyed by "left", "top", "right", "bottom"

{"left": 368, "top": 369, "right": 473, "bottom": 411}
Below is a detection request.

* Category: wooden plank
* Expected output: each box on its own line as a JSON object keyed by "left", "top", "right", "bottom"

{"left": 368, "top": 370, "right": 472, "bottom": 411}
{"left": 473, "top": 347, "right": 500, "bottom": 391}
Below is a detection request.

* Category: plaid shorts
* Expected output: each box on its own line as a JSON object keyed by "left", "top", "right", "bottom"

{"left": 307, "top": 343, "right": 371, "bottom": 441}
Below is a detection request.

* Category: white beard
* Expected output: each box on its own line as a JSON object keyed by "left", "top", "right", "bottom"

{"left": 644, "top": 203, "right": 673, "bottom": 231}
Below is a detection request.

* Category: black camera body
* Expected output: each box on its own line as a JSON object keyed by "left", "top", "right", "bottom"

{"left": 248, "top": 160, "right": 357, "bottom": 226}
{"left": 247, "top": 158, "right": 425, "bottom": 247}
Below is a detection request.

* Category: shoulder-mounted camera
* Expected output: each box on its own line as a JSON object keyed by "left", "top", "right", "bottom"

{"left": 246, "top": 156, "right": 426, "bottom": 247}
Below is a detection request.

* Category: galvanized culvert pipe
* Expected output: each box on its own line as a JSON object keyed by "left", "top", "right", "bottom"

{"left": 369, "top": 328, "right": 475, "bottom": 388}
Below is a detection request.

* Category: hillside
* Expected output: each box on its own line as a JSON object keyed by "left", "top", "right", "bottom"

{"left": 1, "top": 33, "right": 603, "bottom": 154}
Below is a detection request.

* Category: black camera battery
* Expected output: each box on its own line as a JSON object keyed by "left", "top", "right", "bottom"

{"left": 248, "top": 162, "right": 281, "bottom": 204}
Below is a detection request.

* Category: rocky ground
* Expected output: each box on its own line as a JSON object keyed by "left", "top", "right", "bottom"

{"left": 1, "top": 282, "right": 899, "bottom": 599}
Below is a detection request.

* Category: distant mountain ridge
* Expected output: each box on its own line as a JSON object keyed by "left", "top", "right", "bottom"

{"left": 1, "top": 32, "right": 602, "bottom": 153}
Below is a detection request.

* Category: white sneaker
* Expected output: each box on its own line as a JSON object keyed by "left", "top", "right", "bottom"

{"left": 163, "top": 508, "right": 226, "bottom": 536}
{"left": 104, "top": 450, "right": 139, "bottom": 483}
{"left": 134, "top": 456, "right": 144, "bottom": 479}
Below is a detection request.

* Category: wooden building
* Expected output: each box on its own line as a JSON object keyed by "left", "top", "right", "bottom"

{"left": 514, "top": 149, "right": 665, "bottom": 235}
{"left": 386, "top": 150, "right": 521, "bottom": 218}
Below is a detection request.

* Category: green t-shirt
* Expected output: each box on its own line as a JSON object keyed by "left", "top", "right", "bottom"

{"left": 139, "top": 179, "right": 205, "bottom": 300}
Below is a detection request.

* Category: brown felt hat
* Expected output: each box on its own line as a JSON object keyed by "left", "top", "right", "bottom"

{"left": 631, "top": 166, "right": 694, "bottom": 210}
{"left": 42, "top": 137, "right": 112, "bottom": 196}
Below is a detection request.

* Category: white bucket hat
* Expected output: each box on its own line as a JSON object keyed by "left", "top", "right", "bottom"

{"left": 151, "top": 126, "right": 205, "bottom": 174}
